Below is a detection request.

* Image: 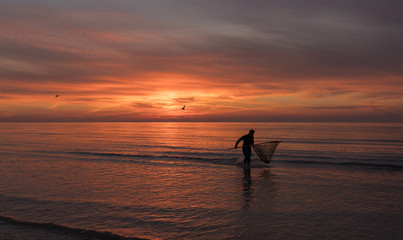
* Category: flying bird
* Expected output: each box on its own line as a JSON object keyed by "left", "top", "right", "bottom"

{"left": 55, "top": 95, "right": 60, "bottom": 98}
{"left": 182, "top": 105, "right": 185, "bottom": 110}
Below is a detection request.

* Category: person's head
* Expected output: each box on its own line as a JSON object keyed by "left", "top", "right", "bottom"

{"left": 248, "top": 129, "right": 255, "bottom": 136}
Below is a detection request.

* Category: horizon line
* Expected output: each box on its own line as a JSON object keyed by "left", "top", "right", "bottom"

{"left": 1, "top": 120, "right": 402, "bottom": 123}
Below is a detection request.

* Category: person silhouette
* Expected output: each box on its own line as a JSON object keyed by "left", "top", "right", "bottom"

{"left": 235, "top": 129, "right": 255, "bottom": 167}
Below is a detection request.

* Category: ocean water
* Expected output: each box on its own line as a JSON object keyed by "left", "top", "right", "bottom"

{"left": 0, "top": 122, "right": 402, "bottom": 240}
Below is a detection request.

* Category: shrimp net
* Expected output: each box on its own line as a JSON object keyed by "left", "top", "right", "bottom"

{"left": 252, "top": 141, "right": 282, "bottom": 163}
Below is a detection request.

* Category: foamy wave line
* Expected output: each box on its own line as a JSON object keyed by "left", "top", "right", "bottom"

{"left": 284, "top": 138, "right": 403, "bottom": 145}
{"left": 69, "top": 151, "right": 237, "bottom": 165}
{"left": 0, "top": 215, "right": 147, "bottom": 240}
{"left": 277, "top": 159, "right": 403, "bottom": 170}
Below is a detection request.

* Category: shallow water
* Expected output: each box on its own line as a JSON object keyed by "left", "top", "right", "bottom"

{"left": 0, "top": 122, "right": 402, "bottom": 239}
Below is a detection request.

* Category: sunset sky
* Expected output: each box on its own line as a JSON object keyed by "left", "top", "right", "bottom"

{"left": 1, "top": 0, "right": 402, "bottom": 122}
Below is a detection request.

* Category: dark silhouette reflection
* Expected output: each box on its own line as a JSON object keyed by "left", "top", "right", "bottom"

{"left": 241, "top": 168, "right": 277, "bottom": 208}
{"left": 242, "top": 168, "right": 254, "bottom": 208}
{"left": 258, "top": 168, "right": 276, "bottom": 182}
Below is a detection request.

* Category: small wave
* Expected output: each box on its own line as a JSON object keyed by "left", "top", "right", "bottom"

{"left": 0, "top": 215, "right": 147, "bottom": 240}
{"left": 277, "top": 159, "right": 403, "bottom": 170}
{"left": 71, "top": 151, "right": 150, "bottom": 159}
{"left": 278, "top": 153, "right": 341, "bottom": 160}
{"left": 284, "top": 137, "right": 403, "bottom": 143}
{"left": 68, "top": 151, "right": 237, "bottom": 166}
{"left": 281, "top": 138, "right": 403, "bottom": 147}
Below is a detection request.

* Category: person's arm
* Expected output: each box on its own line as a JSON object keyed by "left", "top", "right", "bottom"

{"left": 235, "top": 136, "right": 244, "bottom": 148}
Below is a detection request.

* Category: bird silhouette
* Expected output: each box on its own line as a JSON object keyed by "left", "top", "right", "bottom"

{"left": 182, "top": 105, "right": 185, "bottom": 110}
{"left": 55, "top": 95, "right": 60, "bottom": 98}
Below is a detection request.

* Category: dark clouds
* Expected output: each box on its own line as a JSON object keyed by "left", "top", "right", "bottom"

{"left": 3, "top": 0, "right": 403, "bottom": 79}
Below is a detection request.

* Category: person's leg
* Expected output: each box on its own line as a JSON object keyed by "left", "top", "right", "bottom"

{"left": 245, "top": 155, "right": 250, "bottom": 166}
{"left": 242, "top": 147, "right": 251, "bottom": 166}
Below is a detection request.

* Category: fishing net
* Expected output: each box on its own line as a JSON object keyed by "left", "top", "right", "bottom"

{"left": 252, "top": 141, "right": 281, "bottom": 163}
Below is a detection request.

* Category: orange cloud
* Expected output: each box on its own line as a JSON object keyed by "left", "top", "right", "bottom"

{"left": 0, "top": 1, "right": 402, "bottom": 122}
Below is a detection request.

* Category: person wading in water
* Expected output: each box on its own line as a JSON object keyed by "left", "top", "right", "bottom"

{"left": 235, "top": 129, "right": 255, "bottom": 167}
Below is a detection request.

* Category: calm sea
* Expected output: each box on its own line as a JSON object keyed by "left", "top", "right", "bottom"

{"left": 0, "top": 122, "right": 402, "bottom": 239}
